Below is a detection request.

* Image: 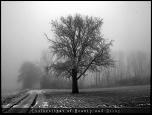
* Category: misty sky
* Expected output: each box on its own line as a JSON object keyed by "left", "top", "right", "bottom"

{"left": 1, "top": 1, "right": 151, "bottom": 91}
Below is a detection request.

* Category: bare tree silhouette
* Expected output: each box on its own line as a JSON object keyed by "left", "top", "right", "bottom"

{"left": 45, "top": 14, "right": 114, "bottom": 93}
{"left": 18, "top": 61, "right": 42, "bottom": 89}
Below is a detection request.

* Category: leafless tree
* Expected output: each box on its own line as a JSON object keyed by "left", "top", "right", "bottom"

{"left": 18, "top": 62, "right": 42, "bottom": 89}
{"left": 45, "top": 14, "right": 114, "bottom": 93}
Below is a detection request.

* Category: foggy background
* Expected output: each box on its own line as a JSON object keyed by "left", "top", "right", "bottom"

{"left": 1, "top": 1, "right": 151, "bottom": 95}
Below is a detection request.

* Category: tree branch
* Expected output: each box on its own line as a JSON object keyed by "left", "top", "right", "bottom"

{"left": 77, "top": 53, "right": 100, "bottom": 80}
{"left": 44, "top": 33, "right": 57, "bottom": 44}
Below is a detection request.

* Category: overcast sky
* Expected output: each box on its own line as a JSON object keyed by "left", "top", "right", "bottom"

{"left": 1, "top": 1, "right": 151, "bottom": 92}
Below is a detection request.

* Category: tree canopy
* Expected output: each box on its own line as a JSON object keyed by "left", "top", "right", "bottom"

{"left": 45, "top": 14, "right": 114, "bottom": 93}
{"left": 45, "top": 14, "right": 114, "bottom": 80}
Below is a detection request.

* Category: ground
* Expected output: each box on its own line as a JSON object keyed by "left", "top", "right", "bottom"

{"left": 1, "top": 85, "right": 150, "bottom": 113}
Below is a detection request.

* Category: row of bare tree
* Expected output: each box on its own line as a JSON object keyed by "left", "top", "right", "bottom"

{"left": 85, "top": 51, "right": 151, "bottom": 88}
{"left": 18, "top": 50, "right": 150, "bottom": 89}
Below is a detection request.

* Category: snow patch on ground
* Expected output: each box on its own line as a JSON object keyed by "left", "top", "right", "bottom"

{"left": 41, "top": 102, "right": 49, "bottom": 108}
{"left": 28, "top": 90, "right": 45, "bottom": 94}
{"left": 2, "top": 104, "right": 11, "bottom": 108}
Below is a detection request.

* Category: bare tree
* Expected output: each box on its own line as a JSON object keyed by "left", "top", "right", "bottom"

{"left": 18, "top": 62, "right": 42, "bottom": 89}
{"left": 45, "top": 14, "right": 114, "bottom": 93}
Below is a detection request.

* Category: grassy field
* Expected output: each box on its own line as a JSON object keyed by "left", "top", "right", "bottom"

{"left": 39, "top": 85, "right": 150, "bottom": 108}
{"left": 2, "top": 85, "right": 150, "bottom": 113}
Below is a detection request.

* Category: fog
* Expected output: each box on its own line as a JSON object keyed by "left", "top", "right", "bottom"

{"left": 1, "top": 1, "right": 151, "bottom": 94}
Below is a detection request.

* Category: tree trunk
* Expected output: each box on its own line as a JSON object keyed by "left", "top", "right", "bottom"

{"left": 72, "top": 69, "right": 79, "bottom": 94}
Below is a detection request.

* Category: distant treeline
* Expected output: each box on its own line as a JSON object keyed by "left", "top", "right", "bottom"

{"left": 80, "top": 51, "right": 150, "bottom": 88}
{"left": 18, "top": 50, "right": 150, "bottom": 89}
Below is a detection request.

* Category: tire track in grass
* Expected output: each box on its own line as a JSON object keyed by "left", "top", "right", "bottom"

{"left": 2, "top": 90, "right": 40, "bottom": 113}
{"left": 2, "top": 94, "right": 29, "bottom": 113}
{"left": 7, "top": 93, "right": 37, "bottom": 113}
{"left": 32, "top": 93, "right": 45, "bottom": 108}
{"left": 2, "top": 89, "right": 29, "bottom": 105}
{"left": 27, "top": 94, "right": 38, "bottom": 113}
